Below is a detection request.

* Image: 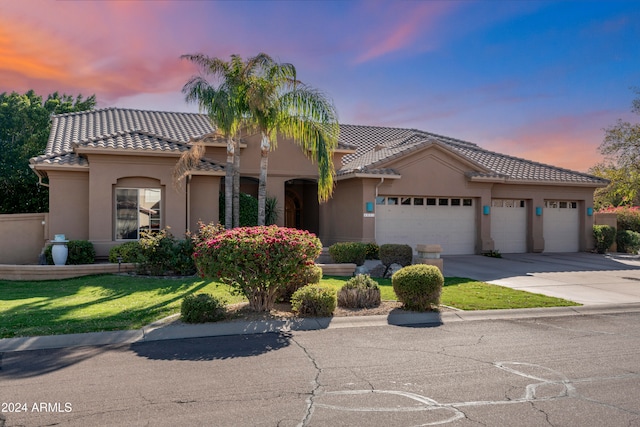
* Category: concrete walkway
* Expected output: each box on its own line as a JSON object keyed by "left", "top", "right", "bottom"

{"left": 444, "top": 252, "right": 640, "bottom": 305}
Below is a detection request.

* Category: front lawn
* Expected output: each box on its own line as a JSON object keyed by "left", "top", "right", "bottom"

{"left": 0, "top": 274, "right": 579, "bottom": 338}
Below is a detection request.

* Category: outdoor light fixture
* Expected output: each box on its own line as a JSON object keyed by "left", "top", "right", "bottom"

{"left": 483, "top": 205, "right": 490, "bottom": 215}
{"left": 366, "top": 202, "right": 374, "bottom": 213}
{"left": 536, "top": 207, "right": 543, "bottom": 216}
{"left": 587, "top": 207, "right": 593, "bottom": 216}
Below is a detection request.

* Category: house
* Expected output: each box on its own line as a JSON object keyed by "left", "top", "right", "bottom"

{"left": 30, "top": 107, "right": 608, "bottom": 259}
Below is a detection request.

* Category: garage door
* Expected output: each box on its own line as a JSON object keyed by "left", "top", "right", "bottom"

{"left": 375, "top": 196, "right": 476, "bottom": 255}
{"left": 543, "top": 200, "right": 579, "bottom": 252}
{"left": 491, "top": 199, "right": 527, "bottom": 253}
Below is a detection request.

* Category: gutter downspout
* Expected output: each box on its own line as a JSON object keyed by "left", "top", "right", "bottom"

{"left": 37, "top": 176, "right": 50, "bottom": 188}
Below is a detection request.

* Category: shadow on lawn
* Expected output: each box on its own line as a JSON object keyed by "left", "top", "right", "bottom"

{"left": 132, "top": 332, "right": 292, "bottom": 361}
{"left": 0, "top": 276, "right": 209, "bottom": 339}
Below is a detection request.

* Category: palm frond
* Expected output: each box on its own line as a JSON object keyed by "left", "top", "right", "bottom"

{"left": 172, "top": 140, "right": 206, "bottom": 189}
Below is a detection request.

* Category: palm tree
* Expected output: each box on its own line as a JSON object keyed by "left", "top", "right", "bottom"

{"left": 245, "top": 56, "right": 340, "bottom": 225}
{"left": 177, "top": 53, "right": 282, "bottom": 229}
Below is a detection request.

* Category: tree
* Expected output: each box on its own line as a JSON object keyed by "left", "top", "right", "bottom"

{"left": 591, "top": 87, "right": 640, "bottom": 209}
{"left": 244, "top": 55, "right": 339, "bottom": 225}
{"left": 0, "top": 90, "right": 96, "bottom": 213}
{"left": 177, "top": 53, "right": 270, "bottom": 229}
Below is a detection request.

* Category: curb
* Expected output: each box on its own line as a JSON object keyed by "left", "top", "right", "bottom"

{"left": 2, "top": 303, "right": 640, "bottom": 353}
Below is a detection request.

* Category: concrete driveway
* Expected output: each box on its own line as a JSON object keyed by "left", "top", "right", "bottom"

{"left": 442, "top": 252, "right": 640, "bottom": 305}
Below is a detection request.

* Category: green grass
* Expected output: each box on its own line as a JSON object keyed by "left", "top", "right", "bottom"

{"left": 0, "top": 275, "right": 244, "bottom": 339}
{"left": 440, "top": 277, "right": 580, "bottom": 311}
{"left": 0, "top": 274, "right": 579, "bottom": 338}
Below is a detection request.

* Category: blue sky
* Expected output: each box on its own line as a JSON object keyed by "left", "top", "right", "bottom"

{"left": 2, "top": 0, "right": 639, "bottom": 171}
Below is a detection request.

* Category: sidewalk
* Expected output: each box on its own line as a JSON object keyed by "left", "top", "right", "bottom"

{"left": 3, "top": 303, "right": 640, "bottom": 353}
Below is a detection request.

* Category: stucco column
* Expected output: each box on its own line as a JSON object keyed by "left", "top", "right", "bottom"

{"left": 478, "top": 195, "right": 494, "bottom": 253}
{"left": 267, "top": 176, "right": 287, "bottom": 227}
{"left": 531, "top": 195, "right": 545, "bottom": 252}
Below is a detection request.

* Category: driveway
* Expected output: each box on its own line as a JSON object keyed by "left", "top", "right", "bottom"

{"left": 442, "top": 252, "right": 640, "bottom": 305}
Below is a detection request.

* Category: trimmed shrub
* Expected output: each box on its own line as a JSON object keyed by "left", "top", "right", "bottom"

{"left": 380, "top": 243, "right": 413, "bottom": 267}
{"left": 181, "top": 293, "right": 227, "bottom": 323}
{"left": 194, "top": 226, "right": 322, "bottom": 311}
{"left": 45, "top": 240, "right": 96, "bottom": 265}
{"left": 593, "top": 225, "right": 616, "bottom": 254}
{"left": 617, "top": 229, "right": 640, "bottom": 254}
{"left": 291, "top": 285, "right": 336, "bottom": 317}
{"left": 278, "top": 264, "right": 323, "bottom": 303}
{"left": 328, "top": 242, "right": 367, "bottom": 266}
{"left": 109, "top": 241, "right": 143, "bottom": 264}
{"left": 337, "top": 274, "right": 381, "bottom": 309}
{"left": 364, "top": 242, "right": 380, "bottom": 260}
{"left": 137, "top": 229, "right": 196, "bottom": 276}
{"left": 392, "top": 264, "right": 444, "bottom": 311}
{"left": 379, "top": 244, "right": 413, "bottom": 277}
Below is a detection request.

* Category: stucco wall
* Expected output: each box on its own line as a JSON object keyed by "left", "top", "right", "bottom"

{"left": 0, "top": 213, "right": 48, "bottom": 264}
{"left": 188, "top": 175, "right": 220, "bottom": 231}
{"left": 47, "top": 170, "right": 89, "bottom": 242}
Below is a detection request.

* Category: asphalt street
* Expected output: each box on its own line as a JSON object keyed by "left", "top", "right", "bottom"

{"left": 2, "top": 311, "right": 640, "bottom": 426}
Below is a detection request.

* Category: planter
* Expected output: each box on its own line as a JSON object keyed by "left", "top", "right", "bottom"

{"left": 50, "top": 234, "right": 69, "bottom": 266}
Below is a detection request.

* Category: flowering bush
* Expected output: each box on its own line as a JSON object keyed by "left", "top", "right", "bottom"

{"left": 194, "top": 226, "right": 322, "bottom": 311}
{"left": 598, "top": 206, "right": 640, "bottom": 233}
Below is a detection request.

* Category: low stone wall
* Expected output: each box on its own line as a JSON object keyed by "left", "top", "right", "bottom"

{"left": 317, "top": 263, "right": 356, "bottom": 276}
{"left": 0, "top": 263, "right": 136, "bottom": 281}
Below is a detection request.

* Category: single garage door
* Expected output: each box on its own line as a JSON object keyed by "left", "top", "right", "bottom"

{"left": 491, "top": 199, "right": 527, "bottom": 253}
{"left": 375, "top": 196, "right": 476, "bottom": 255}
{"left": 543, "top": 200, "right": 579, "bottom": 252}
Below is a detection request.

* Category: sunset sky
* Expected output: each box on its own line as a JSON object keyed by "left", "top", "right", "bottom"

{"left": 2, "top": 0, "right": 639, "bottom": 172}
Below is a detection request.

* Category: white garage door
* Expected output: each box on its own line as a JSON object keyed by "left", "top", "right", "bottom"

{"left": 375, "top": 197, "right": 476, "bottom": 255}
{"left": 543, "top": 200, "right": 579, "bottom": 252}
{"left": 491, "top": 199, "right": 527, "bottom": 253}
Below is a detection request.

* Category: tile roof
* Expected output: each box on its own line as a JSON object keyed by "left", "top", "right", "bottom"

{"left": 337, "top": 124, "right": 608, "bottom": 185}
{"left": 35, "top": 108, "right": 607, "bottom": 186}
{"left": 35, "top": 108, "right": 221, "bottom": 173}
{"left": 45, "top": 108, "right": 214, "bottom": 156}
{"left": 75, "top": 131, "right": 189, "bottom": 153}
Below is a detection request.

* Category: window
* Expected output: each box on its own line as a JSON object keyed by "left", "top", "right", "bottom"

{"left": 463, "top": 199, "right": 473, "bottom": 206}
{"left": 451, "top": 198, "right": 461, "bottom": 206}
{"left": 438, "top": 198, "right": 449, "bottom": 206}
{"left": 387, "top": 197, "right": 398, "bottom": 205}
{"left": 426, "top": 198, "right": 436, "bottom": 206}
{"left": 116, "top": 188, "right": 161, "bottom": 240}
{"left": 375, "top": 196, "right": 386, "bottom": 205}
{"left": 401, "top": 197, "right": 412, "bottom": 205}
{"left": 413, "top": 198, "right": 424, "bottom": 206}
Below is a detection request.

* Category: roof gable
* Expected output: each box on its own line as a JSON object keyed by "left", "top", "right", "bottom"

{"left": 337, "top": 124, "right": 608, "bottom": 186}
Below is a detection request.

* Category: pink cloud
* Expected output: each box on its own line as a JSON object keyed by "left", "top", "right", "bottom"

{"left": 354, "top": 2, "right": 458, "bottom": 64}
{"left": 0, "top": 1, "right": 202, "bottom": 105}
{"left": 486, "top": 112, "right": 614, "bottom": 172}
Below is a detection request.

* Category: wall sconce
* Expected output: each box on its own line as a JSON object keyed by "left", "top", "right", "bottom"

{"left": 536, "top": 207, "right": 543, "bottom": 216}
{"left": 366, "top": 202, "right": 374, "bottom": 213}
{"left": 483, "top": 205, "right": 490, "bottom": 215}
{"left": 587, "top": 207, "right": 593, "bottom": 216}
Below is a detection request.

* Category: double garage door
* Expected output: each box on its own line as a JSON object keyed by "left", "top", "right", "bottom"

{"left": 490, "top": 199, "right": 580, "bottom": 253}
{"left": 375, "top": 196, "right": 476, "bottom": 255}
